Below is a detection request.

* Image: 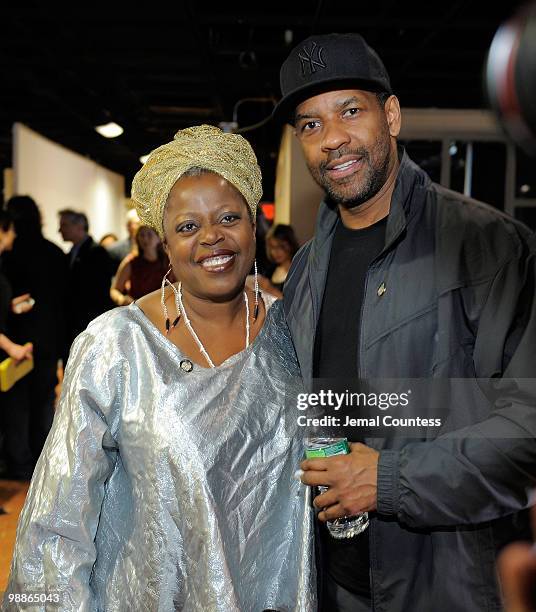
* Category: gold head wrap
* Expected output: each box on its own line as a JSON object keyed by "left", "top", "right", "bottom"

{"left": 131, "top": 124, "right": 263, "bottom": 238}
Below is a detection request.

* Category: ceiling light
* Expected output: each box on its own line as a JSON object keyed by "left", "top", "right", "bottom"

{"left": 95, "top": 122, "right": 124, "bottom": 138}
{"left": 139, "top": 154, "right": 150, "bottom": 164}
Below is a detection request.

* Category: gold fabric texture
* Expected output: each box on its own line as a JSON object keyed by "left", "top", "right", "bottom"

{"left": 131, "top": 124, "right": 263, "bottom": 237}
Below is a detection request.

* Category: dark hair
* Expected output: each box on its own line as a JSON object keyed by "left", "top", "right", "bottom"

{"left": 266, "top": 224, "right": 300, "bottom": 261}
{"left": 5, "top": 195, "right": 42, "bottom": 238}
{"left": 99, "top": 232, "right": 118, "bottom": 244}
{"left": 375, "top": 91, "right": 391, "bottom": 107}
{"left": 135, "top": 225, "right": 166, "bottom": 261}
{"left": 59, "top": 209, "right": 89, "bottom": 232}
{"left": 0, "top": 209, "right": 13, "bottom": 232}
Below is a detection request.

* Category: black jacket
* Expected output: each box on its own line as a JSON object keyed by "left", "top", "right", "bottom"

{"left": 64, "top": 236, "right": 113, "bottom": 359}
{"left": 3, "top": 235, "right": 66, "bottom": 361}
{"left": 283, "top": 150, "right": 536, "bottom": 611}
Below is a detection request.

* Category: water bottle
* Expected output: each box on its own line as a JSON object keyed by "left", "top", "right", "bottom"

{"left": 304, "top": 437, "right": 369, "bottom": 539}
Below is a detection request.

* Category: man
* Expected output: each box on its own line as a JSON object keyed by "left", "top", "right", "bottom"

{"left": 107, "top": 208, "right": 140, "bottom": 273}
{"left": 498, "top": 503, "right": 536, "bottom": 612}
{"left": 273, "top": 33, "right": 536, "bottom": 611}
{"left": 59, "top": 209, "right": 113, "bottom": 364}
{"left": 2, "top": 196, "right": 66, "bottom": 479}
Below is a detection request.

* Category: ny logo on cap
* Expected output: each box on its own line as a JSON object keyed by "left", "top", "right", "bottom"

{"left": 298, "top": 42, "right": 326, "bottom": 76}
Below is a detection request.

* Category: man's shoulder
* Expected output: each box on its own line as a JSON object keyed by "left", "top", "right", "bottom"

{"left": 282, "top": 239, "right": 314, "bottom": 311}
{"left": 41, "top": 238, "right": 67, "bottom": 258}
{"left": 292, "top": 239, "right": 314, "bottom": 267}
{"left": 286, "top": 240, "right": 313, "bottom": 282}
{"left": 423, "top": 184, "right": 534, "bottom": 286}
{"left": 85, "top": 238, "right": 111, "bottom": 258}
{"left": 431, "top": 183, "right": 531, "bottom": 237}
{"left": 429, "top": 183, "right": 532, "bottom": 256}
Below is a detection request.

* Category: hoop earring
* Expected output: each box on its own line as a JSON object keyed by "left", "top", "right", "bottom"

{"left": 161, "top": 266, "right": 180, "bottom": 334}
{"left": 253, "top": 259, "right": 260, "bottom": 321}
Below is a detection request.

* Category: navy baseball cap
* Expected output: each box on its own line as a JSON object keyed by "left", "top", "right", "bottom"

{"left": 273, "top": 33, "right": 393, "bottom": 124}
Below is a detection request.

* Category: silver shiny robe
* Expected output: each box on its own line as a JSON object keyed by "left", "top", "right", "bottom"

{"left": 5, "top": 300, "right": 316, "bottom": 611}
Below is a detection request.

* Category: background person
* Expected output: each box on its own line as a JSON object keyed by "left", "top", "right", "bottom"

{"left": 99, "top": 232, "right": 118, "bottom": 248}
{"left": 1, "top": 197, "right": 63, "bottom": 480}
{"left": 58, "top": 209, "right": 113, "bottom": 365}
{"left": 0, "top": 210, "right": 34, "bottom": 363}
{"left": 498, "top": 502, "right": 536, "bottom": 612}
{"left": 106, "top": 208, "right": 140, "bottom": 273}
{"left": 265, "top": 223, "right": 300, "bottom": 292}
{"left": 0, "top": 209, "right": 33, "bottom": 480}
{"left": 110, "top": 225, "right": 170, "bottom": 306}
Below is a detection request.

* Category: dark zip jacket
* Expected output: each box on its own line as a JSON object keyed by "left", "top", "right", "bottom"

{"left": 283, "top": 150, "right": 536, "bottom": 611}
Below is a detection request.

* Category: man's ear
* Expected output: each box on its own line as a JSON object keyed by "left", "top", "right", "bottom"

{"left": 385, "top": 95, "right": 401, "bottom": 138}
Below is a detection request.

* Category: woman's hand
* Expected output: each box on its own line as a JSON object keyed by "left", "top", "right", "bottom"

{"left": 11, "top": 293, "right": 35, "bottom": 314}
{"left": 6, "top": 341, "right": 33, "bottom": 362}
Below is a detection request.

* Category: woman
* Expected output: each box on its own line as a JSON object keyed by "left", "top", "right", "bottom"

{"left": 265, "top": 224, "right": 300, "bottom": 292}
{"left": 99, "top": 232, "right": 118, "bottom": 248}
{"left": 5, "top": 126, "right": 315, "bottom": 611}
{"left": 110, "top": 225, "right": 169, "bottom": 305}
{"left": 0, "top": 210, "right": 33, "bottom": 362}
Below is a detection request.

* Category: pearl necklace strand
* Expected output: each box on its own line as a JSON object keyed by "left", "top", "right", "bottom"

{"left": 175, "top": 281, "right": 250, "bottom": 368}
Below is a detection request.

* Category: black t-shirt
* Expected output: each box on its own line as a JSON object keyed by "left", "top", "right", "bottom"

{"left": 313, "top": 216, "right": 387, "bottom": 597}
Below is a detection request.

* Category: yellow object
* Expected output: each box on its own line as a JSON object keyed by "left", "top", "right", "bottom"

{"left": 0, "top": 347, "right": 33, "bottom": 392}
{"left": 131, "top": 125, "right": 263, "bottom": 238}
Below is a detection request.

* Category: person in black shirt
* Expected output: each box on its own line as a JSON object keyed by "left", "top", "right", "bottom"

{"left": 273, "top": 32, "right": 536, "bottom": 612}
{"left": 2, "top": 198, "right": 63, "bottom": 479}
{"left": 58, "top": 209, "right": 113, "bottom": 365}
{"left": 0, "top": 209, "right": 34, "bottom": 480}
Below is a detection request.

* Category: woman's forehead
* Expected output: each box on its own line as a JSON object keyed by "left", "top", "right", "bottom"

{"left": 167, "top": 173, "right": 248, "bottom": 212}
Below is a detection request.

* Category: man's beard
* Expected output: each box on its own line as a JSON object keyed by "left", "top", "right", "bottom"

{"left": 308, "top": 136, "right": 392, "bottom": 210}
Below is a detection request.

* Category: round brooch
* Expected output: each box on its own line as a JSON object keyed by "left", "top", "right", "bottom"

{"left": 180, "top": 359, "right": 193, "bottom": 372}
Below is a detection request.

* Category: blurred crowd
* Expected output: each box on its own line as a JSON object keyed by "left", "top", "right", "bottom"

{"left": 0, "top": 194, "right": 299, "bottom": 481}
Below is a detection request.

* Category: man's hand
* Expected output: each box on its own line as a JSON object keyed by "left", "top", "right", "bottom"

{"left": 498, "top": 503, "right": 536, "bottom": 612}
{"left": 300, "top": 442, "right": 379, "bottom": 521}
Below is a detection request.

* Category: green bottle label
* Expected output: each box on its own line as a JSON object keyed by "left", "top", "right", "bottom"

{"left": 305, "top": 439, "right": 350, "bottom": 458}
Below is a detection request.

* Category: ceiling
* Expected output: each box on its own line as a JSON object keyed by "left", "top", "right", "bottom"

{"left": 0, "top": 2, "right": 525, "bottom": 200}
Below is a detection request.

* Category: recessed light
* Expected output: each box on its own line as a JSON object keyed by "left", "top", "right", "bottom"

{"left": 95, "top": 122, "right": 124, "bottom": 138}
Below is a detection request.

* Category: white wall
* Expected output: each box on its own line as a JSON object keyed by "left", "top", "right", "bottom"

{"left": 13, "top": 123, "right": 126, "bottom": 251}
{"left": 274, "top": 125, "right": 324, "bottom": 245}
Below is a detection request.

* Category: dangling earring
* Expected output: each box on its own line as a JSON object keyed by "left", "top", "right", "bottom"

{"left": 161, "top": 266, "right": 180, "bottom": 334}
{"left": 253, "top": 259, "right": 260, "bottom": 321}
